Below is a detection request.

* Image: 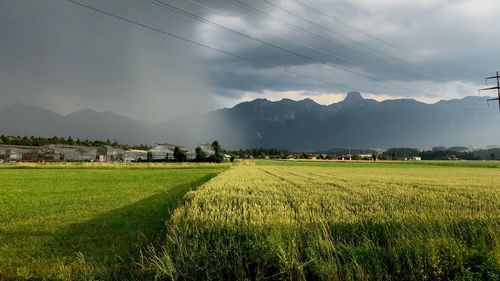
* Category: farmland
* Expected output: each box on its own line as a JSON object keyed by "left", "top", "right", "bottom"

{"left": 1, "top": 161, "right": 499, "bottom": 280}
{"left": 0, "top": 163, "right": 226, "bottom": 279}
{"left": 155, "top": 161, "right": 500, "bottom": 280}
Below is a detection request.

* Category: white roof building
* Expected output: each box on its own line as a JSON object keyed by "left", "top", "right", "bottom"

{"left": 149, "top": 144, "right": 189, "bottom": 161}
{"left": 124, "top": 149, "right": 148, "bottom": 162}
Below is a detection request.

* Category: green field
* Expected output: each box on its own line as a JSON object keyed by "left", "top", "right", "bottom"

{"left": 0, "top": 164, "right": 225, "bottom": 280}
{"left": 1, "top": 161, "right": 500, "bottom": 280}
{"left": 154, "top": 161, "right": 500, "bottom": 280}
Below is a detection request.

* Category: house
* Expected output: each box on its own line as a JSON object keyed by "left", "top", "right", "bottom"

{"left": 331, "top": 154, "right": 352, "bottom": 161}
{"left": 223, "top": 154, "right": 232, "bottom": 162}
{"left": 358, "top": 154, "right": 374, "bottom": 160}
{"left": 409, "top": 156, "right": 422, "bottom": 161}
{"left": 307, "top": 154, "right": 318, "bottom": 160}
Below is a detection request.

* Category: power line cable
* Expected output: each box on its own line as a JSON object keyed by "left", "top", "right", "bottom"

{"left": 227, "top": 0, "right": 438, "bottom": 82}
{"left": 295, "top": 0, "right": 432, "bottom": 64}
{"left": 184, "top": 0, "right": 422, "bottom": 82}
{"left": 62, "top": 0, "right": 357, "bottom": 92}
{"left": 147, "top": 0, "right": 436, "bottom": 95}
{"left": 294, "top": 0, "right": 491, "bottom": 77}
{"left": 261, "top": 0, "right": 422, "bottom": 71}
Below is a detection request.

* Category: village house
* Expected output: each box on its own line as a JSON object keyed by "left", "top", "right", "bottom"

{"left": 331, "top": 154, "right": 352, "bottom": 161}
{"left": 358, "top": 154, "right": 374, "bottom": 160}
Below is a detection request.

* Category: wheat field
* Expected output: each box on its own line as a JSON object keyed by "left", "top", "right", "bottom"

{"left": 155, "top": 161, "right": 500, "bottom": 280}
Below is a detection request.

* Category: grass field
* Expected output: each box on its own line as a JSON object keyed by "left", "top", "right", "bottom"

{"left": 0, "top": 164, "right": 225, "bottom": 280}
{"left": 155, "top": 161, "right": 500, "bottom": 280}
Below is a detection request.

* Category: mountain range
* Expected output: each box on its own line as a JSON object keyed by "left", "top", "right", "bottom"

{"left": 1, "top": 92, "right": 499, "bottom": 150}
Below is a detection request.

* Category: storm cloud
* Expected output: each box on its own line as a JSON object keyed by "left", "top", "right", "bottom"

{"left": 1, "top": 0, "right": 499, "bottom": 121}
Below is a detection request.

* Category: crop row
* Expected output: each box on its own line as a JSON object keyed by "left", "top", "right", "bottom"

{"left": 153, "top": 163, "right": 500, "bottom": 280}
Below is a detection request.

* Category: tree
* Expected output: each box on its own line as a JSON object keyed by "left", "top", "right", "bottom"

{"left": 211, "top": 141, "right": 223, "bottom": 163}
{"left": 174, "top": 146, "right": 187, "bottom": 162}
{"left": 195, "top": 146, "right": 206, "bottom": 162}
{"left": 147, "top": 151, "right": 153, "bottom": 162}
{"left": 491, "top": 153, "right": 496, "bottom": 161}
{"left": 352, "top": 154, "right": 362, "bottom": 160}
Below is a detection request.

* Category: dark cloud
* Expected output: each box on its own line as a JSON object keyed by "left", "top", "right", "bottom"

{"left": 0, "top": 0, "right": 215, "bottom": 121}
{"left": 1, "top": 0, "right": 499, "bottom": 120}
{"left": 195, "top": 0, "right": 500, "bottom": 100}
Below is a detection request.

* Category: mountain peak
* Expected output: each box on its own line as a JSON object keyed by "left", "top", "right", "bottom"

{"left": 344, "top": 91, "right": 364, "bottom": 103}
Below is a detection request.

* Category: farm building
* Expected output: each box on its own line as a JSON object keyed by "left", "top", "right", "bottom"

{"left": 0, "top": 146, "right": 7, "bottom": 162}
{"left": 358, "top": 154, "right": 374, "bottom": 160}
{"left": 331, "top": 154, "right": 352, "bottom": 161}
{"left": 5, "top": 147, "right": 24, "bottom": 161}
{"left": 0, "top": 145, "right": 39, "bottom": 162}
{"left": 198, "top": 143, "right": 215, "bottom": 157}
{"left": 124, "top": 149, "right": 148, "bottom": 162}
{"left": 48, "top": 145, "right": 98, "bottom": 162}
{"left": 149, "top": 144, "right": 191, "bottom": 161}
{"left": 97, "top": 146, "right": 126, "bottom": 162}
{"left": 149, "top": 144, "right": 175, "bottom": 161}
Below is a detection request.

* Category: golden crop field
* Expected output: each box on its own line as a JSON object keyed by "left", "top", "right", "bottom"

{"left": 154, "top": 161, "right": 500, "bottom": 280}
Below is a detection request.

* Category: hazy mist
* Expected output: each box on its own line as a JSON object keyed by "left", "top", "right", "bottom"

{"left": 1, "top": 0, "right": 500, "bottom": 144}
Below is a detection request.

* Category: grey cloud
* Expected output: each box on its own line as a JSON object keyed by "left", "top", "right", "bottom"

{"left": 194, "top": 0, "right": 500, "bottom": 99}
{"left": 1, "top": 0, "right": 499, "bottom": 121}
{"left": 0, "top": 0, "right": 215, "bottom": 121}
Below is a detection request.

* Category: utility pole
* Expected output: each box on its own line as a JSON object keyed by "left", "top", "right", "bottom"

{"left": 479, "top": 71, "right": 500, "bottom": 111}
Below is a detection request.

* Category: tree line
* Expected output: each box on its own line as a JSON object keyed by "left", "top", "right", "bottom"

{"left": 380, "top": 147, "right": 498, "bottom": 160}
{"left": 226, "top": 148, "right": 291, "bottom": 159}
{"left": 0, "top": 135, "right": 151, "bottom": 151}
{"left": 2, "top": 135, "right": 498, "bottom": 161}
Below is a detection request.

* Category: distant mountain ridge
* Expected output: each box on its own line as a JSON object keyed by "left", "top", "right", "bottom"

{"left": 1, "top": 92, "right": 499, "bottom": 150}
{"left": 0, "top": 103, "right": 149, "bottom": 144}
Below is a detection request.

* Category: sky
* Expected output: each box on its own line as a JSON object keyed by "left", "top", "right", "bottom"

{"left": 1, "top": 0, "right": 499, "bottom": 122}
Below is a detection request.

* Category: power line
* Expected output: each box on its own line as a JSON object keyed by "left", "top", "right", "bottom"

{"left": 294, "top": 0, "right": 491, "bottom": 77}
{"left": 227, "top": 0, "right": 438, "bottom": 82}
{"left": 295, "top": 0, "right": 430, "bottom": 63}
{"left": 478, "top": 71, "right": 500, "bottom": 110}
{"left": 184, "top": 0, "right": 421, "bottom": 82}
{"left": 62, "top": 0, "right": 354, "bottom": 92}
{"left": 147, "top": 0, "right": 436, "bottom": 96}
{"left": 260, "top": 0, "right": 425, "bottom": 74}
